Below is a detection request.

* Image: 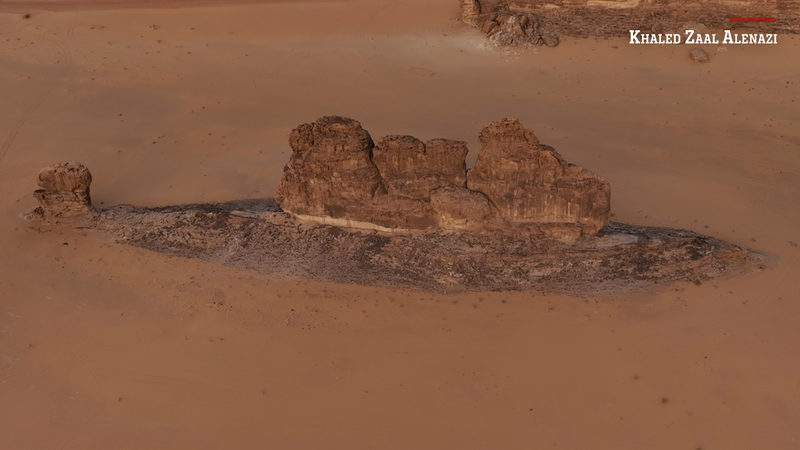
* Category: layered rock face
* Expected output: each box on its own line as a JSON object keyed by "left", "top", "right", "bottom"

{"left": 276, "top": 116, "right": 611, "bottom": 240}
{"left": 429, "top": 185, "right": 493, "bottom": 231}
{"left": 461, "top": 0, "right": 482, "bottom": 26}
{"left": 275, "top": 116, "right": 383, "bottom": 219}
{"left": 276, "top": 117, "right": 476, "bottom": 231}
{"left": 33, "top": 162, "right": 93, "bottom": 218}
{"left": 468, "top": 119, "right": 610, "bottom": 237}
{"left": 372, "top": 136, "right": 468, "bottom": 200}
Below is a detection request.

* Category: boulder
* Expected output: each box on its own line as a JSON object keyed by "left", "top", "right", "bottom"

{"left": 481, "top": 20, "right": 499, "bottom": 34}
{"left": 508, "top": 16, "right": 526, "bottom": 37}
{"left": 489, "top": 30, "right": 514, "bottom": 46}
{"left": 542, "top": 33, "right": 559, "bottom": 47}
{"left": 496, "top": 13, "right": 513, "bottom": 24}
{"left": 651, "top": 22, "right": 664, "bottom": 33}
{"left": 33, "top": 162, "right": 93, "bottom": 218}
{"left": 690, "top": 48, "right": 710, "bottom": 63}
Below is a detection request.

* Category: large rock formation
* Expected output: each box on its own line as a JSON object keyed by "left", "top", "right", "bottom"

{"left": 23, "top": 156, "right": 770, "bottom": 294}
{"left": 275, "top": 117, "right": 447, "bottom": 231}
{"left": 32, "top": 162, "right": 93, "bottom": 218}
{"left": 275, "top": 116, "right": 611, "bottom": 241}
{"left": 275, "top": 116, "right": 382, "bottom": 219}
{"left": 464, "top": 0, "right": 797, "bottom": 43}
{"left": 483, "top": 0, "right": 783, "bottom": 9}
{"left": 468, "top": 119, "right": 610, "bottom": 237}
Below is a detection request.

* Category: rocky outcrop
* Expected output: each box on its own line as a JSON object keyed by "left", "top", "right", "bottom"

{"left": 468, "top": 119, "right": 610, "bottom": 238}
{"left": 93, "top": 201, "right": 772, "bottom": 295}
{"left": 488, "top": 0, "right": 782, "bottom": 9}
{"left": 461, "top": 0, "right": 482, "bottom": 26}
{"left": 23, "top": 158, "right": 771, "bottom": 294}
{"left": 464, "top": 0, "right": 797, "bottom": 42}
{"left": 275, "top": 116, "right": 610, "bottom": 241}
{"left": 25, "top": 117, "right": 610, "bottom": 243}
{"left": 275, "top": 116, "right": 383, "bottom": 219}
{"left": 32, "top": 162, "right": 93, "bottom": 219}
{"left": 482, "top": 11, "right": 560, "bottom": 48}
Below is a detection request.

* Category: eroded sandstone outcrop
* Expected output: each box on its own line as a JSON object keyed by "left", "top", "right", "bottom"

{"left": 275, "top": 117, "right": 444, "bottom": 231}
{"left": 32, "top": 162, "right": 93, "bottom": 219}
{"left": 372, "top": 136, "right": 468, "bottom": 200}
{"left": 464, "top": 0, "right": 797, "bottom": 43}
{"left": 22, "top": 153, "right": 772, "bottom": 294}
{"left": 468, "top": 119, "right": 610, "bottom": 239}
{"left": 275, "top": 116, "right": 382, "bottom": 219}
{"left": 274, "top": 116, "right": 610, "bottom": 241}
{"left": 461, "top": 0, "right": 482, "bottom": 26}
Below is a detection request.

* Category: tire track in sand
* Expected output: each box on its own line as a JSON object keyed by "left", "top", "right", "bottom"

{"left": 0, "top": 24, "right": 73, "bottom": 167}
{"left": 67, "top": 343, "right": 100, "bottom": 384}
{"left": 364, "top": 0, "right": 404, "bottom": 79}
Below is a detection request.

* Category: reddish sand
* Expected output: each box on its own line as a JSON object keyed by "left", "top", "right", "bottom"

{"left": 1, "top": 1, "right": 799, "bottom": 448}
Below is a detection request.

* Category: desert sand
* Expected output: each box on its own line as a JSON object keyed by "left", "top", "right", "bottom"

{"left": 1, "top": 0, "right": 799, "bottom": 448}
